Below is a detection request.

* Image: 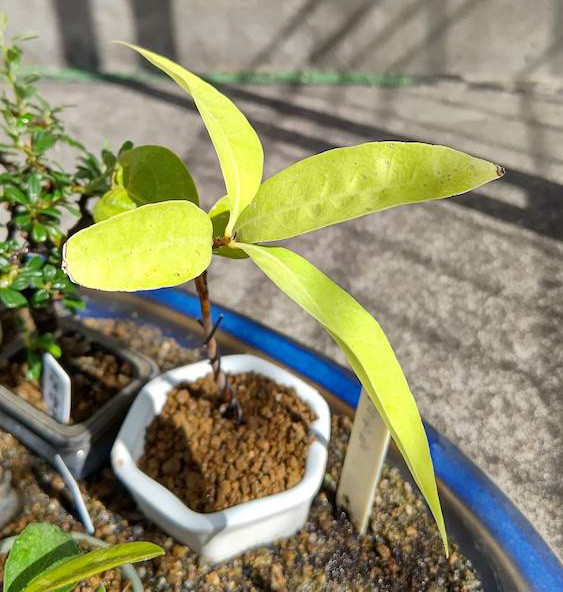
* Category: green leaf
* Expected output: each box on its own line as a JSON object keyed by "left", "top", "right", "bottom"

{"left": 5, "top": 186, "right": 29, "bottom": 205}
{"left": 14, "top": 214, "right": 31, "bottom": 228}
{"left": 117, "top": 42, "right": 263, "bottom": 235}
{"left": 209, "top": 196, "right": 248, "bottom": 259}
{"left": 25, "top": 256, "right": 44, "bottom": 271}
{"left": 235, "top": 142, "right": 504, "bottom": 243}
{"left": 93, "top": 187, "right": 137, "bottom": 222}
{"left": 240, "top": 243, "right": 448, "bottom": 554}
{"left": 26, "top": 351, "right": 42, "bottom": 381}
{"left": 37, "top": 333, "right": 62, "bottom": 357}
{"left": 118, "top": 145, "right": 199, "bottom": 207}
{"left": 32, "top": 131, "right": 57, "bottom": 155}
{"left": 63, "top": 201, "right": 213, "bottom": 291}
{"left": 118, "top": 140, "right": 134, "bottom": 156}
{"left": 43, "top": 265, "right": 57, "bottom": 281}
{"left": 23, "top": 542, "right": 164, "bottom": 592}
{"left": 31, "top": 289, "right": 50, "bottom": 307}
{"left": 31, "top": 222, "right": 48, "bottom": 242}
{"left": 4, "top": 524, "right": 81, "bottom": 592}
{"left": 26, "top": 173, "right": 41, "bottom": 201}
{"left": 10, "top": 275, "right": 30, "bottom": 290}
{"left": 0, "top": 288, "right": 27, "bottom": 309}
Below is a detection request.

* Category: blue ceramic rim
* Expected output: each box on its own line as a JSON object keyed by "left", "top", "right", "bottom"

{"left": 82, "top": 287, "right": 562, "bottom": 592}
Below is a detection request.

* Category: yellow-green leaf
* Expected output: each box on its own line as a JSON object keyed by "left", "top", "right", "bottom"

{"left": 63, "top": 201, "right": 212, "bottom": 291}
{"left": 23, "top": 542, "right": 164, "bottom": 592}
{"left": 235, "top": 142, "right": 504, "bottom": 243}
{"left": 209, "top": 196, "right": 248, "bottom": 259}
{"left": 93, "top": 187, "right": 136, "bottom": 222}
{"left": 240, "top": 243, "right": 448, "bottom": 554}
{"left": 119, "top": 145, "right": 199, "bottom": 206}
{"left": 117, "top": 42, "right": 263, "bottom": 235}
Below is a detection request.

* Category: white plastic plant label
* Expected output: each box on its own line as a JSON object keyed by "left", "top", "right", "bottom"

{"left": 337, "top": 388, "right": 391, "bottom": 535}
{"left": 41, "top": 353, "right": 71, "bottom": 424}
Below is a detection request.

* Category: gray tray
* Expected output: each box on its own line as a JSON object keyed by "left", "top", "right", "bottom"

{"left": 0, "top": 316, "right": 157, "bottom": 478}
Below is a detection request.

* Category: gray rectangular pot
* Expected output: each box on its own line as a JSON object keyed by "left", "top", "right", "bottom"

{"left": 0, "top": 316, "right": 157, "bottom": 478}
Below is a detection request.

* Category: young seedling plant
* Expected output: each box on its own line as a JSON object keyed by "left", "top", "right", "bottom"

{"left": 63, "top": 43, "right": 504, "bottom": 554}
{"left": 2, "top": 522, "right": 163, "bottom": 592}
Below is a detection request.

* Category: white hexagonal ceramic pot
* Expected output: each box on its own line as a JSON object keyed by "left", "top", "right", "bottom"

{"left": 111, "top": 354, "right": 331, "bottom": 563}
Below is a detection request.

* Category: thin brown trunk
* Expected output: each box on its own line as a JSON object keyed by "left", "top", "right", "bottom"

{"left": 194, "top": 271, "right": 242, "bottom": 422}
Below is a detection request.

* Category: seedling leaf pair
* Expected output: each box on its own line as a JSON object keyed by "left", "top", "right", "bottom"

{"left": 63, "top": 44, "right": 506, "bottom": 554}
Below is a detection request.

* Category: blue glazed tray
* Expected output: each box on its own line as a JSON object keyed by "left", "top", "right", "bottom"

{"left": 80, "top": 287, "right": 562, "bottom": 592}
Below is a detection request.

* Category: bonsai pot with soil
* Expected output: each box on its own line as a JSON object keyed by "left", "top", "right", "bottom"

{"left": 0, "top": 315, "right": 157, "bottom": 478}
{"left": 112, "top": 354, "right": 331, "bottom": 563}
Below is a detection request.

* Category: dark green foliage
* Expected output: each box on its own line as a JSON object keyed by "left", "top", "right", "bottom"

{"left": 0, "top": 17, "right": 121, "bottom": 378}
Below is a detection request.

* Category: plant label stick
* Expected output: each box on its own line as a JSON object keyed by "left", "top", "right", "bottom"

{"left": 337, "top": 389, "right": 390, "bottom": 535}
{"left": 53, "top": 454, "right": 95, "bottom": 534}
{"left": 41, "top": 353, "right": 71, "bottom": 424}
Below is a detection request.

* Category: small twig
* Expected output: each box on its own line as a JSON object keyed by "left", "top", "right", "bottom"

{"left": 194, "top": 271, "right": 243, "bottom": 423}
{"left": 202, "top": 313, "right": 223, "bottom": 346}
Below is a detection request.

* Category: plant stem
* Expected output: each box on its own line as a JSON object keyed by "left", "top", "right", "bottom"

{"left": 194, "top": 270, "right": 243, "bottom": 423}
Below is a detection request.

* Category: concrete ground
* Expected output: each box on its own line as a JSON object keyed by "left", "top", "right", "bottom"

{"left": 37, "top": 76, "right": 563, "bottom": 559}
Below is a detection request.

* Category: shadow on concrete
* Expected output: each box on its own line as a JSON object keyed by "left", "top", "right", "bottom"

{"left": 52, "top": 0, "right": 100, "bottom": 71}
{"left": 308, "top": 0, "right": 382, "bottom": 65}
{"left": 248, "top": 0, "right": 325, "bottom": 70}
{"left": 129, "top": 0, "right": 177, "bottom": 66}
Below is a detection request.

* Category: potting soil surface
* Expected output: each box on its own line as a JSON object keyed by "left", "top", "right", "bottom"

{"left": 0, "top": 318, "right": 484, "bottom": 592}
{"left": 140, "top": 372, "right": 316, "bottom": 512}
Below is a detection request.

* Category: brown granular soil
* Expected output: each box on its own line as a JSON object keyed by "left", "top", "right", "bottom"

{"left": 0, "top": 318, "right": 485, "bottom": 591}
{"left": 140, "top": 372, "right": 316, "bottom": 512}
{"left": 0, "top": 331, "right": 132, "bottom": 424}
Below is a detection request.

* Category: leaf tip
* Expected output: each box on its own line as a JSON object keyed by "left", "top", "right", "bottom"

{"left": 496, "top": 164, "right": 506, "bottom": 178}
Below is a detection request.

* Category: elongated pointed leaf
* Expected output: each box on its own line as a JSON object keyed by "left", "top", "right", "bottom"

{"left": 63, "top": 201, "right": 212, "bottom": 291}
{"left": 209, "top": 196, "right": 248, "bottom": 259}
{"left": 240, "top": 243, "right": 448, "bottom": 553}
{"left": 119, "top": 145, "right": 199, "bottom": 206}
{"left": 235, "top": 142, "right": 504, "bottom": 243}
{"left": 118, "top": 42, "right": 263, "bottom": 234}
{"left": 23, "top": 542, "right": 164, "bottom": 592}
{"left": 4, "top": 524, "right": 81, "bottom": 592}
{"left": 93, "top": 187, "right": 136, "bottom": 222}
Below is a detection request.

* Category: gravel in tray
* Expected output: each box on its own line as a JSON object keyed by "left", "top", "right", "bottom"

{"left": 0, "top": 318, "right": 484, "bottom": 592}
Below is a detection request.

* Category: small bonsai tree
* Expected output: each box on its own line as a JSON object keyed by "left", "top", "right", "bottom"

{"left": 63, "top": 43, "right": 504, "bottom": 553}
{"left": 0, "top": 17, "right": 120, "bottom": 378}
{"left": 3, "top": 522, "right": 162, "bottom": 592}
